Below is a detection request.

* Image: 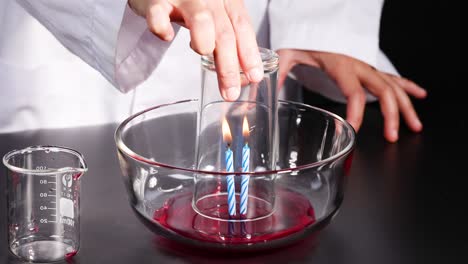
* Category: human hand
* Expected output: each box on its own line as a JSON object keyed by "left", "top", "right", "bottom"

{"left": 277, "top": 49, "right": 427, "bottom": 142}
{"left": 128, "top": 0, "right": 263, "bottom": 101}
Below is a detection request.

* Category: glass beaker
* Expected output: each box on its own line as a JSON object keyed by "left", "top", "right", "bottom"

{"left": 3, "top": 145, "right": 87, "bottom": 263}
{"left": 194, "top": 48, "right": 279, "bottom": 227}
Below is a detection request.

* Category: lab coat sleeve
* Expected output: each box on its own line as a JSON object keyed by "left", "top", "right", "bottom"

{"left": 115, "top": 5, "right": 180, "bottom": 93}
{"left": 269, "top": 0, "right": 384, "bottom": 68}
{"left": 15, "top": 1, "right": 179, "bottom": 93}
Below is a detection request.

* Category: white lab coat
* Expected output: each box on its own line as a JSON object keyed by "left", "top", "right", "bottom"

{"left": 0, "top": 0, "right": 397, "bottom": 134}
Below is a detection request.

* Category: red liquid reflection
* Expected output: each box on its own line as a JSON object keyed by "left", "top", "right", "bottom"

{"left": 344, "top": 150, "right": 354, "bottom": 177}
{"left": 72, "top": 173, "right": 82, "bottom": 180}
{"left": 153, "top": 188, "right": 316, "bottom": 245}
{"left": 65, "top": 250, "right": 77, "bottom": 259}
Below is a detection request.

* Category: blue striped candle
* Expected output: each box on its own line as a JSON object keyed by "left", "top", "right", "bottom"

{"left": 226, "top": 146, "right": 236, "bottom": 216}
{"left": 240, "top": 143, "right": 250, "bottom": 215}
{"left": 222, "top": 118, "right": 236, "bottom": 217}
{"left": 240, "top": 116, "right": 251, "bottom": 216}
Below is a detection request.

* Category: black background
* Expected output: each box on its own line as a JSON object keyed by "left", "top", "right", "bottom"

{"left": 380, "top": 1, "right": 464, "bottom": 110}
{"left": 302, "top": 1, "right": 468, "bottom": 262}
{"left": 379, "top": 2, "right": 467, "bottom": 260}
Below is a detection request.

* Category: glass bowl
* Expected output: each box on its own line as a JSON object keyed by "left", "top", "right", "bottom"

{"left": 114, "top": 99, "right": 355, "bottom": 251}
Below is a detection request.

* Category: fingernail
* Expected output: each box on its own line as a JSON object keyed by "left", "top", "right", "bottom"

{"left": 226, "top": 87, "right": 240, "bottom": 101}
{"left": 414, "top": 119, "right": 423, "bottom": 131}
{"left": 247, "top": 68, "right": 263, "bottom": 82}
{"left": 390, "top": 130, "right": 399, "bottom": 142}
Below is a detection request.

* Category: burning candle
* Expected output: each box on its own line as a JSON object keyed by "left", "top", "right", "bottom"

{"left": 240, "top": 116, "right": 250, "bottom": 216}
{"left": 223, "top": 118, "right": 236, "bottom": 217}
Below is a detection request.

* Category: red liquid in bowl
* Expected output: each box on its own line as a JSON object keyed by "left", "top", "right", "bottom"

{"left": 153, "top": 188, "right": 316, "bottom": 245}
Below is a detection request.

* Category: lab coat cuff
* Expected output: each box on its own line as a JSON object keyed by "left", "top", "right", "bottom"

{"left": 114, "top": 5, "right": 180, "bottom": 93}
{"left": 270, "top": 23, "right": 379, "bottom": 68}
{"left": 92, "top": 0, "right": 128, "bottom": 87}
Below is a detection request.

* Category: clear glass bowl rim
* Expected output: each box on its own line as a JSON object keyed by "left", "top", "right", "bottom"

{"left": 2, "top": 145, "right": 88, "bottom": 175}
{"left": 114, "top": 99, "right": 356, "bottom": 176}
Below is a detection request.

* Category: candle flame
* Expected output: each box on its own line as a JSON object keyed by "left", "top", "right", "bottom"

{"left": 222, "top": 118, "right": 232, "bottom": 143}
{"left": 242, "top": 116, "right": 250, "bottom": 138}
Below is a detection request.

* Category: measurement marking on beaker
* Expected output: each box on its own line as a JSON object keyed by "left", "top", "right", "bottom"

{"left": 48, "top": 221, "right": 57, "bottom": 223}
{"left": 51, "top": 214, "right": 56, "bottom": 217}
{"left": 48, "top": 194, "right": 56, "bottom": 197}
{"left": 50, "top": 201, "right": 56, "bottom": 204}
{"left": 49, "top": 188, "right": 56, "bottom": 191}
{"left": 46, "top": 207, "right": 56, "bottom": 210}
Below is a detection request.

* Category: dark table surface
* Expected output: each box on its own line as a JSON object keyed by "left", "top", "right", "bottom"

{"left": 1, "top": 96, "right": 467, "bottom": 264}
